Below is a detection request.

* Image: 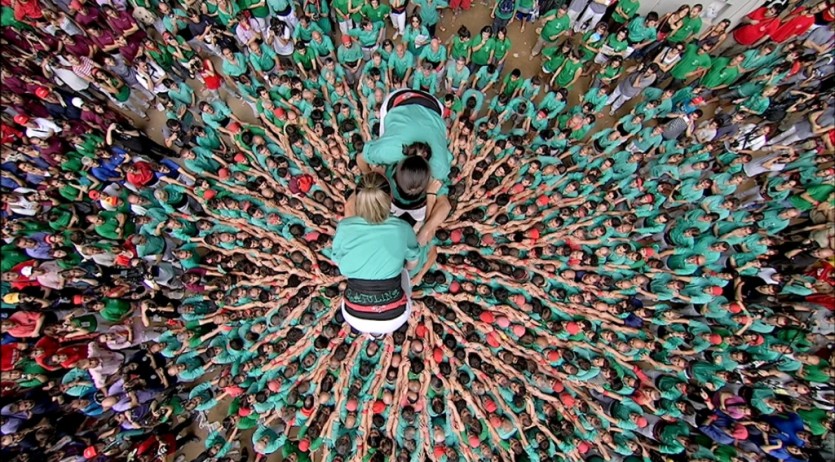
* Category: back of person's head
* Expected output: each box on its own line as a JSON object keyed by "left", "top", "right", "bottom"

{"left": 395, "top": 155, "right": 431, "bottom": 197}
{"left": 355, "top": 172, "right": 391, "bottom": 224}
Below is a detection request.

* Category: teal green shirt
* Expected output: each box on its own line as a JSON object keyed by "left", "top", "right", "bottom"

{"left": 331, "top": 216, "right": 419, "bottom": 279}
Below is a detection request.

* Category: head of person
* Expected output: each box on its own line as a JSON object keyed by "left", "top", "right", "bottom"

{"left": 355, "top": 172, "right": 392, "bottom": 224}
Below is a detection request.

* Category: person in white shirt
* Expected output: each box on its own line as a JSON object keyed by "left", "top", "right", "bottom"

{"left": 14, "top": 115, "right": 62, "bottom": 139}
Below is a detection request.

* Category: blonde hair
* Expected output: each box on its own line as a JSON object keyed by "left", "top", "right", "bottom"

{"left": 355, "top": 172, "right": 391, "bottom": 224}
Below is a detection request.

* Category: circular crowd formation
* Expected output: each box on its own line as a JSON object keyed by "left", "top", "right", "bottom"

{"left": 1, "top": 0, "right": 834, "bottom": 461}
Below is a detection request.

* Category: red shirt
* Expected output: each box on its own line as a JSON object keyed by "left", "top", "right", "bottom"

{"left": 13, "top": 0, "right": 43, "bottom": 21}
{"left": 770, "top": 9, "right": 815, "bottom": 43}
{"left": 733, "top": 7, "right": 780, "bottom": 45}
{"left": 126, "top": 161, "right": 155, "bottom": 188}
{"left": 0, "top": 343, "right": 23, "bottom": 371}
{"left": 1, "top": 123, "right": 24, "bottom": 145}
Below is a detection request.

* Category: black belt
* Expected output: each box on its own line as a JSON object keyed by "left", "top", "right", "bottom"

{"left": 385, "top": 89, "right": 442, "bottom": 116}
{"left": 344, "top": 275, "right": 406, "bottom": 320}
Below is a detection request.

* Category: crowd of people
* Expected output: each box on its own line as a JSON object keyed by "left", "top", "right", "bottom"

{"left": 1, "top": 0, "right": 834, "bottom": 460}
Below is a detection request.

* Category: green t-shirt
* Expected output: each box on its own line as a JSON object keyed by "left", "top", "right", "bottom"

{"left": 331, "top": 216, "right": 419, "bottom": 279}
{"left": 541, "top": 13, "right": 570, "bottom": 41}
{"left": 668, "top": 15, "right": 702, "bottom": 43}
{"left": 627, "top": 16, "right": 657, "bottom": 43}
{"left": 613, "top": 0, "right": 639, "bottom": 23}
{"left": 554, "top": 58, "right": 582, "bottom": 88}
{"left": 670, "top": 43, "right": 711, "bottom": 80}
{"left": 362, "top": 104, "right": 452, "bottom": 184}
{"left": 493, "top": 37, "right": 511, "bottom": 61}
{"left": 700, "top": 57, "right": 740, "bottom": 89}
{"left": 388, "top": 50, "right": 415, "bottom": 77}
{"left": 470, "top": 35, "right": 495, "bottom": 66}
{"left": 308, "top": 36, "right": 335, "bottom": 57}
{"left": 450, "top": 35, "right": 471, "bottom": 60}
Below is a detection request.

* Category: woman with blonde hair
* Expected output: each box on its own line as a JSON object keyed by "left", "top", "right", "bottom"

{"left": 331, "top": 172, "right": 419, "bottom": 335}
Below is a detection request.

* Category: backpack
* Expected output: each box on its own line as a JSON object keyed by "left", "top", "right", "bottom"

{"left": 498, "top": 0, "right": 515, "bottom": 17}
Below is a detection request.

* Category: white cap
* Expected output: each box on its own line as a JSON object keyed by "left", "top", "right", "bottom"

{"left": 71, "top": 97, "right": 84, "bottom": 108}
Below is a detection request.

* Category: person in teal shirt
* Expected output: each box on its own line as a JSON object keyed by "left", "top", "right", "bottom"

{"left": 332, "top": 172, "right": 419, "bottom": 335}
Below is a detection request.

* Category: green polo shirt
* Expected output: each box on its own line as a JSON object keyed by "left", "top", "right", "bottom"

{"left": 308, "top": 36, "right": 335, "bottom": 57}
{"left": 248, "top": 44, "right": 277, "bottom": 73}
{"left": 348, "top": 24, "right": 381, "bottom": 48}
{"left": 388, "top": 50, "right": 415, "bottom": 76}
{"left": 338, "top": 44, "right": 364, "bottom": 65}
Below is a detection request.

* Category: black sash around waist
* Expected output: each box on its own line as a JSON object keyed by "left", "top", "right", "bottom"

{"left": 344, "top": 275, "right": 407, "bottom": 320}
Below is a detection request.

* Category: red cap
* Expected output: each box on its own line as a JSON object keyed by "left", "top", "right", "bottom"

{"left": 511, "top": 184, "right": 524, "bottom": 194}
{"left": 513, "top": 294, "right": 526, "bottom": 306}
{"left": 496, "top": 316, "right": 510, "bottom": 328}
{"left": 486, "top": 332, "right": 500, "bottom": 348}
{"left": 489, "top": 415, "right": 501, "bottom": 427}
{"left": 13, "top": 115, "right": 29, "bottom": 125}
{"left": 88, "top": 190, "right": 101, "bottom": 200}
{"left": 273, "top": 108, "right": 286, "bottom": 118}
{"left": 299, "top": 439, "right": 310, "bottom": 452}
{"left": 636, "top": 416, "right": 648, "bottom": 428}
{"left": 341, "top": 35, "right": 352, "bottom": 45}
{"left": 468, "top": 435, "right": 480, "bottom": 448}
{"left": 238, "top": 406, "right": 252, "bottom": 416}
{"left": 218, "top": 168, "right": 230, "bottom": 179}
{"left": 641, "top": 246, "right": 655, "bottom": 257}
{"left": 346, "top": 398, "right": 358, "bottom": 412}
{"left": 433, "top": 446, "right": 446, "bottom": 458}
{"left": 578, "top": 442, "right": 591, "bottom": 454}
{"left": 526, "top": 228, "right": 541, "bottom": 241}
{"left": 731, "top": 424, "right": 749, "bottom": 440}
{"left": 372, "top": 400, "right": 386, "bottom": 414}
{"left": 512, "top": 325, "right": 525, "bottom": 337}
{"left": 433, "top": 347, "right": 444, "bottom": 364}
{"left": 268, "top": 380, "right": 281, "bottom": 392}
{"left": 35, "top": 87, "right": 50, "bottom": 99}
{"left": 537, "top": 195, "right": 549, "bottom": 206}
{"left": 749, "top": 335, "right": 765, "bottom": 346}
{"left": 449, "top": 281, "right": 460, "bottom": 294}
{"left": 415, "top": 324, "right": 427, "bottom": 338}
{"left": 565, "top": 322, "right": 581, "bottom": 336}
{"left": 479, "top": 311, "right": 495, "bottom": 324}
{"left": 710, "top": 286, "right": 723, "bottom": 296}
{"left": 481, "top": 234, "right": 495, "bottom": 246}
{"left": 551, "top": 380, "right": 564, "bottom": 393}
{"left": 84, "top": 446, "right": 98, "bottom": 459}
{"left": 484, "top": 399, "right": 497, "bottom": 413}
{"left": 203, "top": 189, "right": 217, "bottom": 200}
{"left": 559, "top": 393, "right": 575, "bottom": 407}
{"left": 708, "top": 333, "right": 723, "bottom": 345}
{"left": 537, "top": 110, "right": 547, "bottom": 118}
{"left": 73, "top": 295, "right": 84, "bottom": 305}
{"left": 547, "top": 350, "right": 561, "bottom": 362}
{"left": 228, "top": 121, "right": 242, "bottom": 134}
{"left": 450, "top": 229, "right": 463, "bottom": 243}
{"left": 304, "top": 231, "right": 321, "bottom": 242}
{"left": 234, "top": 153, "right": 247, "bottom": 163}
{"left": 692, "top": 96, "right": 705, "bottom": 105}
{"left": 728, "top": 302, "right": 743, "bottom": 314}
